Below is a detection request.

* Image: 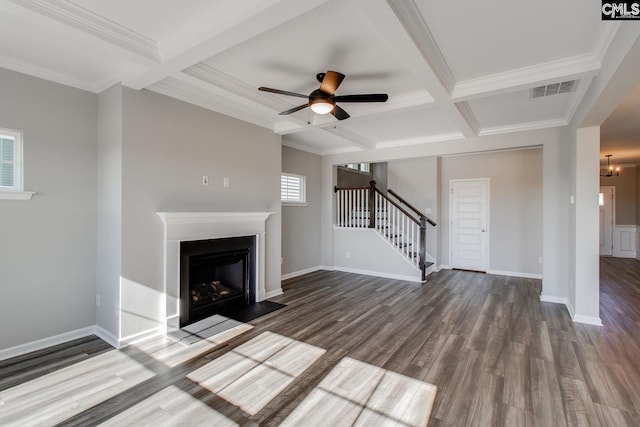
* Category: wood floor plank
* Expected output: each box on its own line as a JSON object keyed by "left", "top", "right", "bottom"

{"left": 1, "top": 258, "right": 640, "bottom": 426}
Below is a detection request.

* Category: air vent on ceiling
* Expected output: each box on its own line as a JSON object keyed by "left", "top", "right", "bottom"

{"left": 530, "top": 80, "right": 576, "bottom": 98}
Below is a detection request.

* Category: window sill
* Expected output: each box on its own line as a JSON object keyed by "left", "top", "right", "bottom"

{"left": 0, "top": 191, "right": 35, "bottom": 200}
{"left": 282, "top": 202, "right": 308, "bottom": 207}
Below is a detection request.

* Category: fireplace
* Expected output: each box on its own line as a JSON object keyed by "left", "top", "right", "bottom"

{"left": 157, "top": 211, "right": 273, "bottom": 334}
{"left": 180, "top": 236, "right": 256, "bottom": 327}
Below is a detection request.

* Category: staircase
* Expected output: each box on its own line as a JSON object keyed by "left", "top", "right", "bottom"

{"left": 334, "top": 181, "right": 436, "bottom": 282}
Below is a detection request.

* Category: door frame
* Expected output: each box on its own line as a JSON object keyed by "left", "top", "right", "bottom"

{"left": 599, "top": 186, "right": 615, "bottom": 256}
{"left": 449, "top": 178, "right": 490, "bottom": 272}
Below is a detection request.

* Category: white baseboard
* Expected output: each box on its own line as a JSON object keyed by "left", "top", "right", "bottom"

{"left": 566, "top": 299, "right": 576, "bottom": 319}
{"left": 488, "top": 270, "right": 542, "bottom": 279}
{"left": 438, "top": 265, "right": 452, "bottom": 270}
{"left": 540, "top": 295, "right": 568, "bottom": 305}
{"left": 333, "top": 266, "right": 421, "bottom": 283}
{"left": 539, "top": 296, "right": 601, "bottom": 326}
{"left": 265, "top": 288, "right": 284, "bottom": 299}
{"left": 0, "top": 326, "right": 96, "bottom": 362}
{"left": 281, "top": 265, "right": 324, "bottom": 281}
{"left": 572, "top": 314, "right": 603, "bottom": 326}
{"left": 95, "top": 325, "right": 119, "bottom": 349}
{"left": 119, "top": 327, "right": 162, "bottom": 347}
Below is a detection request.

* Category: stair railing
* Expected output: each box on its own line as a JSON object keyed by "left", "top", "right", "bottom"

{"left": 387, "top": 189, "right": 437, "bottom": 227}
{"left": 334, "top": 181, "right": 436, "bottom": 281}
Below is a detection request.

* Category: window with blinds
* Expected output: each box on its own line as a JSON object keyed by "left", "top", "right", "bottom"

{"left": 281, "top": 173, "right": 306, "bottom": 204}
{"left": 0, "top": 128, "right": 21, "bottom": 191}
{"left": 0, "top": 136, "right": 15, "bottom": 187}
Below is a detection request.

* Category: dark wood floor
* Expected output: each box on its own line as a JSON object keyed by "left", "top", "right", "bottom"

{"left": 2, "top": 258, "right": 640, "bottom": 426}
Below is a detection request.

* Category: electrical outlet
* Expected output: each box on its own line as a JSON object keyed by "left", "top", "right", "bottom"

{"left": 538, "top": 257, "right": 543, "bottom": 264}
{"left": 115, "top": 303, "right": 120, "bottom": 316}
{"left": 424, "top": 207, "right": 432, "bottom": 214}
{"left": 223, "top": 177, "right": 230, "bottom": 188}
{"left": 281, "top": 257, "right": 284, "bottom": 265}
{"left": 95, "top": 294, "right": 100, "bottom": 306}
{"left": 570, "top": 279, "right": 574, "bottom": 290}
{"left": 346, "top": 251, "right": 350, "bottom": 259}
{"left": 202, "top": 175, "right": 209, "bottom": 186}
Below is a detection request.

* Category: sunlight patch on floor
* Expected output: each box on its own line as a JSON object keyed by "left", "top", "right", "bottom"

{"left": 133, "top": 320, "right": 253, "bottom": 367}
{"left": 98, "top": 385, "right": 238, "bottom": 427}
{"left": 281, "top": 357, "right": 437, "bottom": 426}
{"left": 187, "top": 331, "right": 326, "bottom": 415}
{"left": 0, "top": 350, "right": 155, "bottom": 426}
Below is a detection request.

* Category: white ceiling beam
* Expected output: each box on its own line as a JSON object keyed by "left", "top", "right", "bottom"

{"left": 8, "top": 0, "right": 161, "bottom": 62}
{"left": 360, "top": 0, "right": 477, "bottom": 137}
{"left": 148, "top": 77, "right": 275, "bottom": 130}
{"left": 124, "top": 0, "right": 332, "bottom": 91}
{"left": 322, "top": 126, "right": 378, "bottom": 151}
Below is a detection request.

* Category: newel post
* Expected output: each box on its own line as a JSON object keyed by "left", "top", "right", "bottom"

{"left": 368, "top": 180, "right": 376, "bottom": 228}
{"left": 419, "top": 216, "right": 427, "bottom": 282}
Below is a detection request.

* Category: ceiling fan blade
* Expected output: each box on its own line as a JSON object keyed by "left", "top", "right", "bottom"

{"left": 279, "top": 103, "right": 309, "bottom": 115}
{"left": 320, "top": 70, "right": 345, "bottom": 94}
{"left": 332, "top": 105, "right": 350, "bottom": 120}
{"left": 334, "top": 94, "right": 389, "bottom": 103}
{"left": 259, "top": 87, "right": 308, "bottom": 98}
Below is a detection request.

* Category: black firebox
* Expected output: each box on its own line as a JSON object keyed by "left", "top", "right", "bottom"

{"left": 180, "top": 236, "right": 256, "bottom": 327}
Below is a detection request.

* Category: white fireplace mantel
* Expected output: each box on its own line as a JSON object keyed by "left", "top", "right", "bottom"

{"left": 157, "top": 211, "right": 273, "bottom": 332}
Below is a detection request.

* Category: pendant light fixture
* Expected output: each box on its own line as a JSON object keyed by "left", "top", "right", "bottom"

{"left": 601, "top": 154, "right": 620, "bottom": 177}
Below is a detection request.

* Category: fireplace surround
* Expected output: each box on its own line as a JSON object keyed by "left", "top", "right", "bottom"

{"left": 158, "top": 212, "right": 273, "bottom": 333}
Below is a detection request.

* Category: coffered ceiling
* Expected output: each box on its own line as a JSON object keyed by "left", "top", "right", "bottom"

{"left": 0, "top": 0, "right": 631, "bottom": 156}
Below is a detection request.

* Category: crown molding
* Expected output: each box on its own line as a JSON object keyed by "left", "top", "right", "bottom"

{"left": 386, "top": 0, "right": 456, "bottom": 93}
{"left": 282, "top": 139, "right": 361, "bottom": 156}
{"left": 478, "top": 118, "right": 567, "bottom": 137}
{"left": 376, "top": 132, "right": 464, "bottom": 149}
{"left": 451, "top": 24, "right": 618, "bottom": 103}
{"left": 0, "top": 55, "right": 97, "bottom": 92}
{"left": 451, "top": 54, "right": 600, "bottom": 102}
{"left": 9, "top": 0, "right": 161, "bottom": 61}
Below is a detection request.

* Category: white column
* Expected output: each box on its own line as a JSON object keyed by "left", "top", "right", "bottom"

{"left": 573, "top": 127, "right": 602, "bottom": 325}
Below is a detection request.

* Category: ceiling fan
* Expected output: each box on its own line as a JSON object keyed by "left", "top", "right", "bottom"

{"left": 259, "top": 70, "right": 388, "bottom": 121}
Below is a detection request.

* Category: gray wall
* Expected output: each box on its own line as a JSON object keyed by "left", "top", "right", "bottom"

{"left": 387, "top": 156, "right": 439, "bottom": 263}
{"left": 441, "top": 148, "right": 543, "bottom": 275}
{"left": 281, "top": 145, "right": 321, "bottom": 275}
{"left": 337, "top": 166, "right": 372, "bottom": 187}
{"left": 372, "top": 162, "right": 388, "bottom": 192}
{"left": 0, "top": 68, "right": 97, "bottom": 350}
{"left": 118, "top": 88, "right": 282, "bottom": 340}
{"left": 601, "top": 165, "right": 637, "bottom": 225}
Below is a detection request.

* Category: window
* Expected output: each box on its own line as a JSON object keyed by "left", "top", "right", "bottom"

{"left": 343, "top": 163, "right": 370, "bottom": 173}
{"left": 281, "top": 173, "right": 306, "bottom": 205}
{"left": 0, "top": 127, "right": 32, "bottom": 200}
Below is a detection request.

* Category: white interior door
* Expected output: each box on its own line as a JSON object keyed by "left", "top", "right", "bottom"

{"left": 450, "top": 179, "right": 489, "bottom": 272}
{"left": 599, "top": 186, "right": 614, "bottom": 256}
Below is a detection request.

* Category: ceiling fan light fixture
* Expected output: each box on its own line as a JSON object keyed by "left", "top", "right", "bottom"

{"left": 310, "top": 99, "right": 334, "bottom": 114}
